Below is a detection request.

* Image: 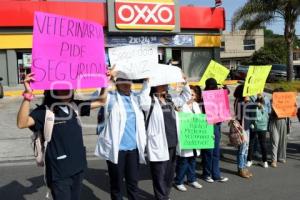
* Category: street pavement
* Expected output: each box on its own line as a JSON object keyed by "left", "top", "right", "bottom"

{"left": 0, "top": 86, "right": 300, "bottom": 199}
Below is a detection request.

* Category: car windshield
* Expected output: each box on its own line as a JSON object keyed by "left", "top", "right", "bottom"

{"left": 237, "top": 66, "right": 248, "bottom": 71}
{"left": 272, "top": 64, "right": 286, "bottom": 71}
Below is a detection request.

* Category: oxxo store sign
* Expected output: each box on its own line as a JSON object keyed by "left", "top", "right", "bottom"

{"left": 107, "top": 0, "right": 180, "bottom": 33}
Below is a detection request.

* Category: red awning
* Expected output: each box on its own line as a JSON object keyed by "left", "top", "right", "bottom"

{"left": 0, "top": 1, "right": 225, "bottom": 30}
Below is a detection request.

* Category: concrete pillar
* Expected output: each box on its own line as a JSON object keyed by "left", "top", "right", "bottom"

{"left": 6, "top": 50, "right": 18, "bottom": 86}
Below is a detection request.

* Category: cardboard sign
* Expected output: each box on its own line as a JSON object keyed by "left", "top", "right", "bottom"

{"left": 202, "top": 89, "right": 231, "bottom": 124}
{"left": 108, "top": 45, "right": 158, "bottom": 79}
{"left": 115, "top": 0, "right": 176, "bottom": 30}
{"left": 31, "top": 12, "right": 107, "bottom": 90}
{"left": 243, "top": 65, "right": 271, "bottom": 97}
{"left": 199, "top": 60, "right": 230, "bottom": 86}
{"left": 149, "top": 64, "right": 185, "bottom": 86}
{"left": 179, "top": 113, "right": 214, "bottom": 149}
{"left": 272, "top": 92, "right": 297, "bottom": 118}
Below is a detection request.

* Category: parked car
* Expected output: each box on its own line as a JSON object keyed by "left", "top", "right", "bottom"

{"left": 267, "top": 64, "right": 287, "bottom": 82}
{"left": 0, "top": 77, "right": 3, "bottom": 99}
{"left": 230, "top": 65, "right": 248, "bottom": 80}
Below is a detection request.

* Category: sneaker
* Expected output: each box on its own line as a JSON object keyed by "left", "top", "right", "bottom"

{"left": 188, "top": 181, "right": 202, "bottom": 189}
{"left": 204, "top": 177, "right": 214, "bottom": 183}
{"left": 216, "top": 177, "right": 229, "bottom": 182}
{"left": 246, "top": 161, "right": 253, "bottom": 167}
{"left": 278, "top": 159, "right": 286, "bottom": 163}
{"left": 175, "top": 184, "right": 187, "bottom": 192}
{"left": 262, "top": 161, "right": 269, "bottom": 168}
{"left": 271, "top": 161, "right": 277, "bottom": 168}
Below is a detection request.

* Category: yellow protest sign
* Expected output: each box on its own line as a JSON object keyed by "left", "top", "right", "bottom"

{"left": 199, "top": 60, "right": 230, "bottom": 86}
{"left": 243, "top": 65, "right": 271, "bottom": 97}
{"left": 272, "top": 92, "right": 297, "bottom": 118}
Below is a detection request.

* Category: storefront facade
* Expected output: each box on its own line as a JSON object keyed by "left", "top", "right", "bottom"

{"left": 0, "top": 0, "right": 225, "bottom": 86}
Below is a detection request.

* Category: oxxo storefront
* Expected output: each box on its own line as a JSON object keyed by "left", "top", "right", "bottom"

{"left": 0, "top": 0, "right": 225, "bottom": 86}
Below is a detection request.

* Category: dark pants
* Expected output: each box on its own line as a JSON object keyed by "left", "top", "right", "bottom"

{"left": 248, "top": 131, "right": 267, "bottom": 162}
{"left": 174, "top": 156, "right": 197, "bottom": 185}
{"left": 50, "top": 171, "right": 84, "bottom": 200}
{"left": 107, "top": 149, "right": 139, "bottom": 200}
{"left": 150, "top": 147, "right": 176, "bottom": 200}
{"left": 201, "top": 124, "right": 221, "bottom": 180}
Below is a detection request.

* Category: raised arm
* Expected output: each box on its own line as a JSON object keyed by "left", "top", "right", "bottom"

{"left": 137, "top": 79, "right": 151, "bottom": 111}
{"left": 17, "top": 73, "right": 35, "bottom": 129}
{"left": 90, "top": 69, "right": 116, "bottom": 109}
{"left": 171, "top": 74, "right": 191, "bottom": 108}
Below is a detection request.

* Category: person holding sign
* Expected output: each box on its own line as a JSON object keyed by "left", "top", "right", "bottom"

{"left": 269, "top": 88, "right": 290, "bottom": 167}
{"left": 174, "top": 86, "right": 203, "bottom": 192}
{"left": 95, "top": 71, "right": 149, "bottom": 200}
{"left": 17, "top": 72, "right": 110, "bottom": 200}
{"left": 143, "top": 75, "right": 191, "bottom": 200}
{"left": 233, "top": 84, "right": 254, "bottom": 178}
{"left": 247, "top": 95, "right": 269, "bottom": 168}
{"left": 201, "top": 78, "right": 229, "bottom": 183}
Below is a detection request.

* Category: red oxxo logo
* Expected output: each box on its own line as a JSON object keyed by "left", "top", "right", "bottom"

{"left": 115, "top": 0, "right": 175, "bottom": 30}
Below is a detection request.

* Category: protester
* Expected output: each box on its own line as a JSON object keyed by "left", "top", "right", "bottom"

{"left": 233, "top": 84, "right": 253, "bottom": 178}
{"left": 94, "top": 71, "right": 149, "bottom": 200}
{"left": 247, "top": 94, "right": 269, "bottom": 168}
{"left": 174, "top": 85, "right": 202, "bottom": 192}
{"left": 143, "top": 74, "right": 191, "bottom": 200}
{"left": 201, "top": 78, "right": 229, "bottom": 183}
{"left": 17, "top": 72, "right": 109, "bottom": 200}
{"left": 269, "top": 88, "right": 289, "bottom": 167}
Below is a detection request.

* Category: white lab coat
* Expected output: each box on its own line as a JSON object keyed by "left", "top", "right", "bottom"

{"left": 176, "top": 102, "right": 201, "bottom": 157}
{"left": 143, "top": 85, "right": 191, "bottom": 162}
{"left": 94, "top": 83, "right": 150, "bottom": 164}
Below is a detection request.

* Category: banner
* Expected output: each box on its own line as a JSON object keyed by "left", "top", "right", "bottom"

{"left": 108, "top": 45, "right": 158, "bottom": 79}
{"left": 243, "top": 65, "right": 271, "bottom": 97}
{"left": 106, "top": 35, "right": 194, "bottom": 47}
{"left": 272, "top": 92, "right": 297, "bottom": 118}
{"left": 31, "top": 12, "right": 107, "bottom": 90}
{"left": 199, "top": 60, "right": 229, "bottom": 86}
{"left": 179, "top": 113, "right": 214, "bottom": 149}
{"left": 149, "top": 64, "right": 185, "bottom": 86}
{"left": 202, "top": 89, "right": 231, "bottom": 124}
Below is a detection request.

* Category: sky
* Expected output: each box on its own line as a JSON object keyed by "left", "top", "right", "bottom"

{"left": 180, "top": 0, "right": 300, "bottom": 36}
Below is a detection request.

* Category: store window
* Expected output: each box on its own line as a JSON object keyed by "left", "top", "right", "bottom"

{"left": 17, "top": 51, "right": 32, "bottom": 84}
{"left": 220, "top": 41, "right": 225, "bottom": 52}
{"left": 181, "top": 48, "right": 213, "bottom": 81}
{"left": 243, "top": 39, "right": 255, "bottom": 50}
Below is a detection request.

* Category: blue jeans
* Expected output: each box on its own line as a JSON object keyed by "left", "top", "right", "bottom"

{"left": 201, "top": 124, "right": 221, "bottom": 180}
{"left": 237, "top": 130, "right": 250, "bottom": 169}
{"left": 174, "top": 156, "right": 197, "bottom": 185}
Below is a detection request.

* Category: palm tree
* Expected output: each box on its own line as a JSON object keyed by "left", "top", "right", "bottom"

{"left": 232, "top": 0, "right": 300, "bottom": 81}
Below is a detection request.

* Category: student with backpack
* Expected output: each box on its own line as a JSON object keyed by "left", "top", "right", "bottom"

{"left": 247, "top": 94, "right": 269, "bottom": 168}
{"left": 17, "top": 72, "right": 110, "bottom": 200}
{"left": 201, "top": 78, "right": 229, "bottom": 183}
{"left": 174, "top": 85, "right": 202, "bottom": 192}
{"left": 233, "top": 84, "right": 254, "bottom": 178}
{"left": 142, "top": 74, "right": 191, "bottom": 200}
{"left": 94, "top": 72, "right": 149, "bottom": 200}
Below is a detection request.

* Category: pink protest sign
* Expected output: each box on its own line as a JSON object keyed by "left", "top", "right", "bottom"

{"left": 31, "top": 12, "right": 107, "bottom": 90}
{"left": 202, "top": 89, "right": 231, "bottom": 124}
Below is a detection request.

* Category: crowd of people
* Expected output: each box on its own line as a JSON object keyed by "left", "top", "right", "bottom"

{"left": 17, "top": 67, "right": 296, "bottom": 200}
